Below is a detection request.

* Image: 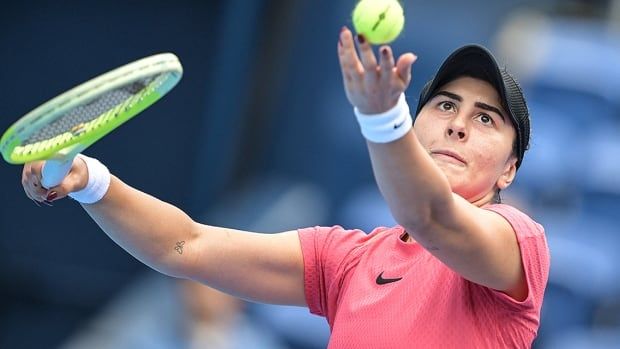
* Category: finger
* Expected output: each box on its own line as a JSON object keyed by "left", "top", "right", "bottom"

{"left": 29, "top": 183, "right": 58, "bottom": 203}
{"left": 44, "top": 160, "right": 84, "bottom": 202}
{"left": 22, "top": 163, "right": 31, "bottom": 189}
{"left": 396, "top": 53, "right": 418, "bottom": 85}
{"left": 31, "top": 185, "right": 48, "bottom": 202}
{"left": 337, "top": 39, "right": 354, "bottom": 84}
{"left": 355, "top": 34, "right": 378, "bottom": 74}
{"left": 378, "top": 46, "right": 396, "bottom": 75}
{"left": 22, "top": 163, "right": 46, "bottom": 205}
{"left": 27, "top": 172, "right": 42, "bottom": 192}
{"left": 45, "top": 183, "right": 71, "bottom": 202}
{"left": 22, "top": 182, "right": 35, "bottom": 201}
{"left": 28, "top": 171, "right": 47, "bottom": 198}
{"left": 25, "top": 163, "right": 48, "bottom": 201}
{"left": 24, "top": 184, "right": 44, "bottom": 205}
{"left": 338, "top": 27, "right": 364, "bottom": 80}
{"left": 29, "top": 161, "right": 45, "bottom": 188}
{"left": 26, "top": 161, "right": 42, "bottom": 186}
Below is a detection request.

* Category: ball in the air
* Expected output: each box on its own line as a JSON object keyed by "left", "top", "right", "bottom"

{"left": 352, "top": 0, "right": 404, "bottom": 45}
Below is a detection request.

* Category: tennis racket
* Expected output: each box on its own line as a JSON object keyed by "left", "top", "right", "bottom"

{"left": 0, "top": 53, "right": 182, "bottom": 188}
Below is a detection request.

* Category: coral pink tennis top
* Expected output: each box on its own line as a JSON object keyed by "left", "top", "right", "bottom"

{"left": 297, "top": 204, "right": 550, "bottom": 348}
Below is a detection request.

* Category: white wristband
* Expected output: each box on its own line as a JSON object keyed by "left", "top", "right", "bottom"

{"left": 68, "top": 154, "right": 111, "bottom": 204}
{"left": 354, "top": 93, "right": 413, "bottom": 143}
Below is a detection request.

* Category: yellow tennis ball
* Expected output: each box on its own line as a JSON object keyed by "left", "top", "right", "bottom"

{"left": 352, "top": 0, "right": 404, "bottom": 45}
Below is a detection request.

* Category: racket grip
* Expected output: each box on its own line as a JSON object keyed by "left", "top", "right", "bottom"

{"left": 41, "top": 158, "right": 74, "bottom": 188}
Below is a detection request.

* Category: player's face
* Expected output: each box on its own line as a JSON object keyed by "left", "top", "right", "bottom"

{"left": 414, "top": 77, "right": 518, "bottom": 204}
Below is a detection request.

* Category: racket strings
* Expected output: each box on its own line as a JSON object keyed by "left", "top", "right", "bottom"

{"left": 1, "top": 54, "right": 182, "bottom": 164}
{"left": 24, "top": 76, "right": 158, "bottom": 145}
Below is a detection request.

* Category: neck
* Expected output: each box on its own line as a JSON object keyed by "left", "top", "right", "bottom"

{"left": 470, "top": 189, "right": 497, "bottom": 207}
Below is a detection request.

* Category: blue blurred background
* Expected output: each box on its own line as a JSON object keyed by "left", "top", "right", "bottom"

{"left": 1, "top": 0, "right": 619, "bottom": 348}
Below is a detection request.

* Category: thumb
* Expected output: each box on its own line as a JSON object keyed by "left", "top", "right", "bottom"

{"left": 46, "top": 180, "right": 79, "bottom": 202}
{"left": 46, "top": 157, "right": 89, "bottom": 202}
{"left": 396, "top": 53, "right": 417, "bottom": 85}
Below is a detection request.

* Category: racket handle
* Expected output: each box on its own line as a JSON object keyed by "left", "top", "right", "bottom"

{"left": 41, "top": 158, "right": 74, "bottom": 188}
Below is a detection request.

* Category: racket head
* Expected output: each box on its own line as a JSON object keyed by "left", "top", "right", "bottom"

{"left": 0, "top": 53, "right": 182, "bottom": 164}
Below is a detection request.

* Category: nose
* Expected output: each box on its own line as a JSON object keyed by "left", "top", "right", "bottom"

{"left": 447, "top": 128, "right": 466, "bottom": 140}
{"left": 446, "top": 113, "right": 467, "bottom": 141}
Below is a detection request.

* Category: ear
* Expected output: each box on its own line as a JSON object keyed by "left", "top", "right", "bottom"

{"left": 496, "top": 156, "right": 517, "bottom": 190}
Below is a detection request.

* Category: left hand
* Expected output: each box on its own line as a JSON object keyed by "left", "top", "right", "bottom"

{"left": 337, "top": 26, "right": 417, "bottom": 115}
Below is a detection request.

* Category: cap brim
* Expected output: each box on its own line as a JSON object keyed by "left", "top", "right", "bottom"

{"left": 420, "top": 44, "right": 507, "bottom": 114}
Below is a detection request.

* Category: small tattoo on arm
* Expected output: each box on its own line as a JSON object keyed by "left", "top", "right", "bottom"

{"left": 174, "top": 241, "right": 185, "bottom": 255}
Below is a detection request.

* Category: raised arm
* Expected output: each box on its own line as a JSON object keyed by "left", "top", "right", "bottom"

{"left": 22, "top": 157, "right": 306, "bottom": 306}
{"left": 337, "top": 27, "right": 526, "bottom": 300}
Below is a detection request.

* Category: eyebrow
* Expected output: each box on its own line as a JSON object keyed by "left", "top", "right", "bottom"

{"left": 433, "top": 90, "right": 506, "bottom": 122}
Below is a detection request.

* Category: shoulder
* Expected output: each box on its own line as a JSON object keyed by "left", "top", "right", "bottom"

{"left": 481, "top": 204, "right": 551, "bottom": 311}
{"left": 481, "top": 203, "right": 550, "bottom": 279}
{"left": 482, "top": 204, "right": 546, "bottom": 241}
{"left": 297, "top": 225, "right": 398, "bottom": 250}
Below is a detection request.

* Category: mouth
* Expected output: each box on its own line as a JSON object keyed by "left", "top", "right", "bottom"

{"left": 430, "top": 149, "right": 467, "bottom": 165}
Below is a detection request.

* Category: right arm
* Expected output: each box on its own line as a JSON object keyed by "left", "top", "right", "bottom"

{"left": 22, "top": 158, "right": 306, "bottom": 306}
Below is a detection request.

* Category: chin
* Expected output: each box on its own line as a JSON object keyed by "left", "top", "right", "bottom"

{"left": 437, "top": 165, "right": 466, "bottom": 183}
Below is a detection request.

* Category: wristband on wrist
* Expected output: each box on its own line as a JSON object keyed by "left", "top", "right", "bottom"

{"left": 68, "top": 154, "right": 111, "bottom": 204}
{"left": 353, "top": 93, "right": 413, "bottom": 143}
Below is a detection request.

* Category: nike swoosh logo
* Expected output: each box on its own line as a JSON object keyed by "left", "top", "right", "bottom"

{"left": 393, "top": 119, "right": 405, "bottom": 129}
{"left": 376, "top": 271, "right": 403, "bottom": 285}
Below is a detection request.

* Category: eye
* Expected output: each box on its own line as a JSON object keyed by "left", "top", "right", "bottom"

{"left": 476, "top": 113, "right": 494, "bottom": 126}
{"left": 438, "top": 101, "right": 456, "bottom": 112}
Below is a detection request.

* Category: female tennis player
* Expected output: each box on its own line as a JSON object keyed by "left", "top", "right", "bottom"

{"left": 21, "top": 26, "right": 549, "bottom": 348}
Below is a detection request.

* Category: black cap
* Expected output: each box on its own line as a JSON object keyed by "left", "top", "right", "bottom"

{"left": 415, "top": 44, "right": 530, "bottom": 169}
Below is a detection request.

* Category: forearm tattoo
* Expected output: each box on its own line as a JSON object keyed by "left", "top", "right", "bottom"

{"left": 174, "top": 241, "right": 185, "bottom": 255}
